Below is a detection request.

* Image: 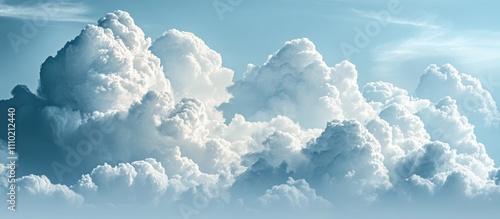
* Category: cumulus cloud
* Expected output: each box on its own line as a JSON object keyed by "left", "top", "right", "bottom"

{"left": 151, "top": 29, "right": 234, "bottom": 110}
{"left": 256, "top": 177, "right": 330, "bottom": 209}
{"left": 363, "top": 80, "right": 499, "bottom": 200}
{"left": 38, "top": 10, "right": 172, "bottom": 113}
{"left": 219, "top": 38, "right": 374, "bottom": 129}
{"left": 364, "top": 81, "right": 431, "bottom": 113}
{"left": 414, "top": 97, "right": 497, "bottom": 194}
{"left": 396, "top": 140, "right": 498, "bottom": 200}
{"left": 302, "top": 119, "right": 391, "bottom": 202}
{"left": 73, "top": 158, "right": 168, "bottom": 206}
{"left": 362, "top": 82, "right": 434, "bottom": 186}
{"left": 1, "top": 10, "right": 499, "bottom": 219}
{"left": 17, "top": 174, "right": 84, "bottom": 208}
{"left": 416, "top": 64, "right": 499, "bottom": 126}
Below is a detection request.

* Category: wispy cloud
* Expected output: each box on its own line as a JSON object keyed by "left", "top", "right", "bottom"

{"left": 373, "top": 28, "right": 500, "bottom": 65}
{"left": 352, "top": 9, "right": 443, "bottom": 30}
{"left": 381, "top": 17, "right": 441, "bottom": 29}
{"left": 370, "top": 22, "right": 500, "bottom": 92}
{"left": 0, "top": 0, "right": 92, "bottom": 23}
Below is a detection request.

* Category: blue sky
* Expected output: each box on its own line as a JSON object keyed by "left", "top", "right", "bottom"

{"left": 1, "top": 1, "right": 500, "bottom": 218}
{"left": 2, "top": 0, "right": 500, "bottom": 99}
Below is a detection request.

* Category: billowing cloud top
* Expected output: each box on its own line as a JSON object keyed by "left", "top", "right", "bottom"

{"left": 416, "top": 64, "right": 499, "bottom": 126}
{"left": 151, "top": 29, "right": 234, "bottom": 109}
{"left": 38, "top": 10, "right": 172, "bottom": 113}
{"left": 220, "top": 38, "right": 375, "bottom": 129}
{"left": 1, "top": 10, "right": 499, "bottom": 219}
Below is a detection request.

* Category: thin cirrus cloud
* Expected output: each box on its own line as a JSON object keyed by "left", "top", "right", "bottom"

{"left": 355, "top": 10, "right": 443, "bottom": 30}
{"left": 374, "top": 29, "right": 500, "bottom": 63}
{"left": 0, "top": 10, "right": 499, "bottom": 219}
{"left": 341, "top": 7, "right": 500, "bottom": 86}
{"left": 371, "top": 16, "right": 500, "bottom": 73}
{"left": 0, "top": 0, "right": 92, "bottom": 22}
{"left": 365, "top": 14, "right": 500, "bottom": 107}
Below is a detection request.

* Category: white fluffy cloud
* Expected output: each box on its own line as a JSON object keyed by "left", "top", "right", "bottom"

{"left": 363, "top": 80, "right": 499, "bottom": 199}
{"left": 364, "top": 81, "right": 431, "bottom": 114}
{"left": 151, "top": 29, "right": 234, "bottom": 109}
{"left": 256, "top": 177, "right": 330, "bottom": 209}
{"left": 396, "top": 140, "right": 498, "bottom": 199}
{"left": 416, "top": 64, "right": 499, "bottom": 126}
{"left": 220, "top": 38, "right": 374, "bottom": 129}
{"left": 17, "top": 175, "right": 84, "bottom": 207}
{"left": 1, "top": 10, "right": 499, "bottom": 218}
{"left": 302, "top": 119, "right": 391, "bottom": 202}
{"left": 73, "top": 158, "right": 168, "bottom": 206}
{"left": 414, "top": 97, "right": 497, "bottom": 195}
{"left": 38, "top": 10, "right": 172, "bottom": 113}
